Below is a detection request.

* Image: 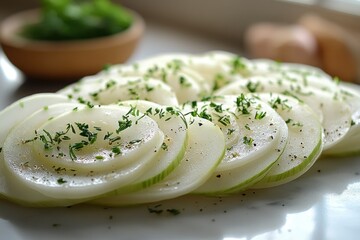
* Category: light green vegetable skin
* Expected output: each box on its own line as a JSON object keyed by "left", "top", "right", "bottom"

{"left": 1, "top": 51, "right": 359, "bottom": 207}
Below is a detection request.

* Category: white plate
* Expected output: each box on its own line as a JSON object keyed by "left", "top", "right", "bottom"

{"left": 1, "top": 156, "right": 360, "bottom": 240}
{"left": 1, "top": 22, "right": 360, "bottom": 240}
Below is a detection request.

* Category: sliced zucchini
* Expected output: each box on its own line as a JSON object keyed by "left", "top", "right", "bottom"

{"left": 91, "top": 116, "right": 225, "bottom": 205}
{"left": 0, "top": 93, "right": 72, "bottom": 148}
{"left": 1, "top": 103, "right": 87, "bottom": 206}
{"left": 0, "top": 93, "right": 73, "bottom": 203}
{"left": 101, "top": 55, "right": 211, "bottom": 103}
{"left": 58, "top": 75, "right": 179, "bottom": 106}
{"left": 215, "top": 76, "right": 352, "bottom": 150}
{"left": 322, "top": 83, "right": 360, "bottom": 155}
{"left": 112, "top": 100, "right": 188, "bottom": 193}
{"left": 3, "top": 105, "right": 164, "bottom": 200}
{"left": 101, "top": 52, "right": 252, "bottom": 98}
{"left": 246, "top": 59, "right": 337, "bottom": 90}
{"left": 192, "top": 95, "right": 288, "bottom": 195}
{"left": 252, "top": 93, "right": 323, "bottom": 187}
{"left": 182, "top": 94, "right": 285, "bottom": 171}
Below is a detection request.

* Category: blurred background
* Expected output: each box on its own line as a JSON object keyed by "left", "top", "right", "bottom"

{"left": 1, "top": 0, "right": 359, "bottom": 43}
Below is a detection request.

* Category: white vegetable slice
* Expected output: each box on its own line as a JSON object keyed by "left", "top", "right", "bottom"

{"left": 192, "top": 95, "right": 288, "bottom": 195}
{"left": 3, "top": 105, "right": 164, "bottom": 200}
{"left": 58, "top": 75, "right": 179, "bottom": 106}
{"left": 248, "top": 59, "right": 336, "bottom": 88}
{"left": 100, "top": 54, "right": 212, "bottom": 102}
{"left": 178, "top": 53, "right": 234, "bottom": 90}
{"left": 56, "top": 75, "right": 104, "bottom": 101}
{"left": 322, "top": 83, "right": 360, "bottom": 155}
{"left": 0, "top": 93, "right": 72, "bottom": 148}
{"left": 252, "top": 93, "right": 323, "bottom": 188}
{"left": 147, "top": 52, "right": 251, "bottom": 91}
{"left": 0, "top": 93, "right": 73, "bottom": 202}
{"left": 215, "top": 76, "right": 352, "bottom": 150}
{"left": 203, "top": 51, "right": 254, "bottom": 78}
{"left": 91, "top": 117, "right": 225, "bottom": 206}
{"left": 181, "top": 95, "right": 285, "bottom": 172}
{"left": 1, "top": 103, "right": 86, "bottom": 206}
{"left": 91, "top": 77, "right": 179, "bottom": 106}
{"left": 238, "top": 59, "right": 360, "bottom": 155}
{"left": 111, "top": 100, "right": 188, "bottom": 193}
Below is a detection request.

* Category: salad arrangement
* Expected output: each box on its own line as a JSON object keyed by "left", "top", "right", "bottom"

{"left": 0, "top": 51, "right": 359, "bottom": 207}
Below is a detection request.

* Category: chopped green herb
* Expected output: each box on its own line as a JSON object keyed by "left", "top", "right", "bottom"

{"left": 351, "top": 119, "right": 356, "bottom": 126}
{"left": 246, "top": 81, "right": 260, "bottom": 93}
{"left": 179, "top": 76, "right": 191, "bottom": 87}
{"left": 75, "top": 122, "right": 98, "bottom": 144}
{"left": 111, "top": 146, "right": 122, "bottom": 156}
{"left": 282, "top": 90, "right": 303, "bottom": 103}
{"left": 218, "top": 115, "right": 230, "bottom": 126}
{"left": 128, "top": 88, "right": 138, "bottom": 96}
{"left": 77, "top": 97, "right": 95, "bottom": 108}
{"left": 148, "top": 207, "right": 163, "bottom": 215}
{"left": 69, "top": 141, "right": 88, "bottom": 160}
{"left": 145, "top": 107, "right": 153, "bottom": 115}
{"left": 117, "top": 117, "right": 132, "bottom": 133}
{"left": 90, "top": 92, "right": 100, "bottom": 101}
{"left": 292, "top": 122, "right": 303, "bottom": 127}
{"left": 39, "top": 131, "right": 53, "bottom": 150}
{"left": 104, "top": 132, "right": 113, "bottom": 140}
{"left": 154, "top": 108, "right": 166, "bottom": 119}
{"left": 166, "top": 208, "right": 181, "bottom": 215}
{"left": 161, "top": 142, "right": 168, "bottom": 151}
{"left": 333, "top": 76, "right": 341, "bottom": 85}
{"left": 227, "top": 128, "right": 235, "bottom": 135}
{"left": 128, "top": 106, "right": 140, "bottom": 117}
{"left": 255, "top": 111, "right": 266, "bottom": 120}
{"left": 145, "top": 84, "right": 154, "bottom": 92}
{"left": 57, "top": 178, "right": 67, "bottom": 184}
{"left": 105, "top": 80, "right": 117, "bottom": 89}
{"left": 235, "top": 94, "right": 251, "bottom": 114}
{"left": 243, "top": 136, "right": 254, "bottom": 146}
{"left": 231, "top": 56, "right": 247, "bottom": 74}
{"left": 269, "top": 96, "right": 291, "bottom": 110}
{"left": 129, "top": 139, "right": 142, "bottom": 144}
{"left": 94, "top": 126, "right": 102, "bottom": 131}
{"left": 191, "top": 101, "right": 197, "bottom": 109}
{"left": 210, "top": 102, "right": 224, "bottom": 113}
{"left": 198, "top": 109, "right": 212, "bottom": 122}
{"left": 109, "top": 136, "right": 121, "bottom": 145}
{"left": 213, "top": 73, "right": 228, "bottom": 91}
{"left": 103, "top": 64, "right": 112, "bottom": 72}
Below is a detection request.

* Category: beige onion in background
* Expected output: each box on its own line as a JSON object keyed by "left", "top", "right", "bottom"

{"left": 245, "top": 14, "right": 360, "bottom": 83}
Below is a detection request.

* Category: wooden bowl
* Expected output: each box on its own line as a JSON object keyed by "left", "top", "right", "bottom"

{"left": 0, "top": 8, "right": 145, "bottom": 80}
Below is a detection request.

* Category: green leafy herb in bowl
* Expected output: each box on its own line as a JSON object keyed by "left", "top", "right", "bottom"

{"left": 22, "top": 0, "right": 133, "bottom": 41}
